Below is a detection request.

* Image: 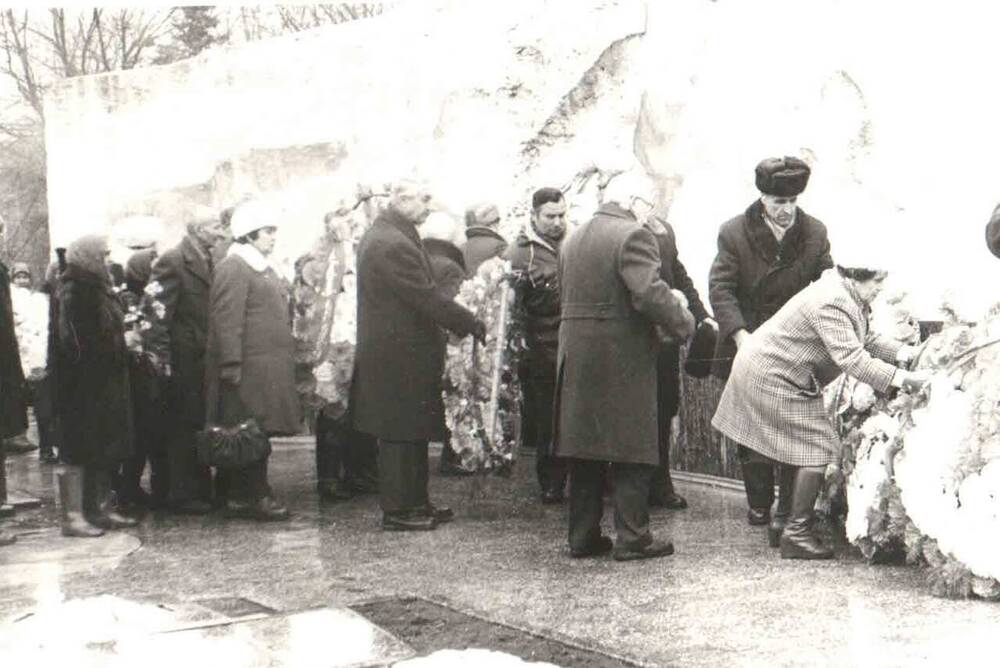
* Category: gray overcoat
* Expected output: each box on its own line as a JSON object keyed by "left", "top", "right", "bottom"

{"left": 552, "top": 203, "right": 694, "bottom": 466}
{"left": 712, "top": 271, "right": 900, "bottom": 466}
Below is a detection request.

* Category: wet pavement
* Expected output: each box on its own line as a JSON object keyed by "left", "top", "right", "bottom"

{"left": 2, "top": 440, "right": 1000, "bottom": 667}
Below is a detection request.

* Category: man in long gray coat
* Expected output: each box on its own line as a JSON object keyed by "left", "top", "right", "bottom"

{"left": 351, "top": 180, "right": 486, "bottom": 532}
{"left": 147, "top": 205, "right": 230, "bottom": 514}
{"left": 553, "top": 171, "right": 695, "bottom": 560}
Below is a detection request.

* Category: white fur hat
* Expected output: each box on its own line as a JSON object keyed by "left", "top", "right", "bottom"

{"left": 230, "top": 201, "right": 279, "bottom": 240}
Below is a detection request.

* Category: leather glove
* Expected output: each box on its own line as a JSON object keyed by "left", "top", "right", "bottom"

{"left": 220, "top": 365, "right": 242, "bottom": 386}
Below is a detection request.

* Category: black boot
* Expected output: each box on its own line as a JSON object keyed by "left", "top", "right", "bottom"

{"left": 58, "top": 467, "right": 104, "bottom": 538}
{"left": 780, "top": 467, "right": 834, "bottom": 560}
{"left": 85, "top": 468, "right": 138, "bottom": 530}
{"left": 741, "top": 460, "right": 775, "bottom": 525}
{"left": 768, "top": 465, "right": 797, "bottom": 548}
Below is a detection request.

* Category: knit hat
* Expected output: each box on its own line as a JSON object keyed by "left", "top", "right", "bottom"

{"left": 755, "top": 156, "right": 811, "bottom": 197}
{"left": 986, "top": 203, "right": 1000, "bottom": 259}
{"left": 230, "top": 201, "right": 279, "bottom": 240}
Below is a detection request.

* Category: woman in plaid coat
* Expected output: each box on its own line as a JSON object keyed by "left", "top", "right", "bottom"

{"left": 712, "top": 266, "right": 928, "bottom": 559}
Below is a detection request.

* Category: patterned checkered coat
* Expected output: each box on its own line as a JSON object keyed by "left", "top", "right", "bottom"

{"left": 711, "top": 271, "right": 901, "bottom": 466}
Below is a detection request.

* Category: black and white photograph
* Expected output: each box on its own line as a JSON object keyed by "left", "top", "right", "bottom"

{"left": 1, "top": 1, "right": 1000, "bottom": 665}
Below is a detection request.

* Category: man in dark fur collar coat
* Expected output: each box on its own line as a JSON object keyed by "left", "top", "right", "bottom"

{"left": 708, "top": 156, "right": 833, "bottom": 538}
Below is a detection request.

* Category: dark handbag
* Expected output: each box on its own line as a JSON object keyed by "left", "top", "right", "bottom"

{"left": 195, "top": 418, "right": 272, "bottom": 469}
{"left": 683, "top": 319, "right": 719, "bottom": 379}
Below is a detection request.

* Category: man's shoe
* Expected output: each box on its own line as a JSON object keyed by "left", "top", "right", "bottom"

{"left": 0, "top": 504, "right": 14, "bottom": 518}
{"left": 344, "top": 476, "right": 379, "bottom": 495}
{"left": 540, "top": 489, "right": 564, "bottom": 505}
{"left": 317, "top": 480, "right": 354, "bottom": 501}
{"left": 382, "top": 512, "right": 436, "bottom": 532}
{"left": 613, "top": 538, "right": 675, "bottom": 562}
{"left": 425, "top": 504, "right": 453, "bottom": 524}
{"left": 570, "top": 535, "right": 613, "bottom": 558}
{"left": 252, "top": 497, "right": 290, "bottom": 522}
{"left": 170, "top": 500, "right": 213, "bottom": 516}
{"left": 747, "top": 508, "right": 770, "bottom": 526}
{"left": 88, "top": 504, "right": 139, "bottom": 530}
{"left": 439, "top": 461, "right": 475, "bottom": 477}
{"left": 650, "top": 492, "right": 688, "bottom": 510}
{"left": 4, "top": 434, "right": 36, "bottom": 454}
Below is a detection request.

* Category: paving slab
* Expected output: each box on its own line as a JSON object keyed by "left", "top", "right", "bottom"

{"left": 2, "top": 443, "right": 999, "bottom": 666}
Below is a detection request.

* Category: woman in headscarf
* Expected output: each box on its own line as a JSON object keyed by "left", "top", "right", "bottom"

{"left": 712, "top": 261, "right": 929, "bottom": 559}
{"left": 54, "top": 234, "right": 137, "bottom": 537}
{"left": 204, "top": 201, "right": 296, "bottom": 521}
{"left": 114, "top": 248, "right": 170, "bottom": 513}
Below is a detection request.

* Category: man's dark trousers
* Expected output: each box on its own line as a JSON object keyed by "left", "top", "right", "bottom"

{"left": 568, "top": 458, "right": 655, "bottom": 551}
{"left": 521, "top": 373, "right": 567, "bottom": 494}
{"left": 377, "top": 439, "right": 429, "bottom": 515}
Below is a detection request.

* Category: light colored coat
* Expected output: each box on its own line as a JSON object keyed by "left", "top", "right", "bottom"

{"left": 712, "top": 270, "right": 901, "bottom": 466}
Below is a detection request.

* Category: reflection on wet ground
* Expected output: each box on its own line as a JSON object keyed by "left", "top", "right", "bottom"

{"left": 2, "top": 440, "right": 1000, "bottom": 667}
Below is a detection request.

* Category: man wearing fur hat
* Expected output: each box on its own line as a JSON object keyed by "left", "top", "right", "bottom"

{"left": 554, "top": 170, "right": 694, "bottom": 561}
{"left": 708, "top": 156, "right": 833, "bottom": 541}
{"left": 147, "top": 204, "right": 230, "bottom": 514}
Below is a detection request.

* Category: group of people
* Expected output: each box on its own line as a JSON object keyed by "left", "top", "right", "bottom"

{"left": 0, "top": 155, "right": 935, "bottom": 563}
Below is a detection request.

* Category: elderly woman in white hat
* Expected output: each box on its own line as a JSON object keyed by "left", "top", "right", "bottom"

{"left": 204, "top": 200, "right": 298, "bottom": 521}
{"left": 712, "top": 256, "right": 929, "bottom": 560}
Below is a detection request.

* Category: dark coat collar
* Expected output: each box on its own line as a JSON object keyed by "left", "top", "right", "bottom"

{"left": 62, "top": 262, "right": 111, "bottom": 290}
{"left": 379, "top": 207, "right": 422, "bottom": 246}
{"left": 595, "top": 202, "right": 636, "bottom": 222}
{"left": 465, "top": 226, "right": 506, "bottom": 242}
{"left": 744, "top": 199, "right": 805, "bottom": 265}
{"left": 181, "top": 234, "right": 211, "bottom": 285}
{"left": 423, "top": 238, "right": 467, "bottom": 273}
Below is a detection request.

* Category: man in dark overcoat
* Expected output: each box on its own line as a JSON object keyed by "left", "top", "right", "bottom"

{"left": 147, "top": 205, "right": 229, "bottom": 513}
{"left": 708, "top": 156, "right": 833, "bottom": 536}
{"left": 506, "top": 187, "right": 569, "bottom": 503}
{"left": 553, "top": 171, "right": 695, "bottom": 561}
{"left": 646, "top": 215, "right": 715, "bottom": 509}
{"left": 0, "top": 247, "right": 27, "bottom": 546}
{"left": 351, "top": 180, "right": 485, "bottom": 531}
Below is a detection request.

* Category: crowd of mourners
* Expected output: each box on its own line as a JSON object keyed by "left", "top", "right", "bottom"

{"left": 0, "top": 155, "right": 938, "bottom": 562}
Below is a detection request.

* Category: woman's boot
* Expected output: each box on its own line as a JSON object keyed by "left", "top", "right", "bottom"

{"left": 779, "top": 466, "right": 834, "bottom": 560}
{"left": 58, "top": 466, "right": 104, "bottom": 538}
{"left": 85, "top": 468, "right": 137, "bottom": 530}
{"left": 768, "top": 465, "right": 797, "bottom": 547}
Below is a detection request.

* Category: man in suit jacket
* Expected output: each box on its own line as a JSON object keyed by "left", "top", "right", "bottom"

{"left": 554, "top": 171, "right": 694, "bottom": 561}
{"left": 646, "top": 216, "right": 715, "bottom": 509}
{"left": 351, "top": 181, "right": 485, "bottom": 532}
{"left": 147, "top": 205, "right": 230, "bottom": 514}
{"left": 708, "top": 156, "right": 833, "bottom": 537}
